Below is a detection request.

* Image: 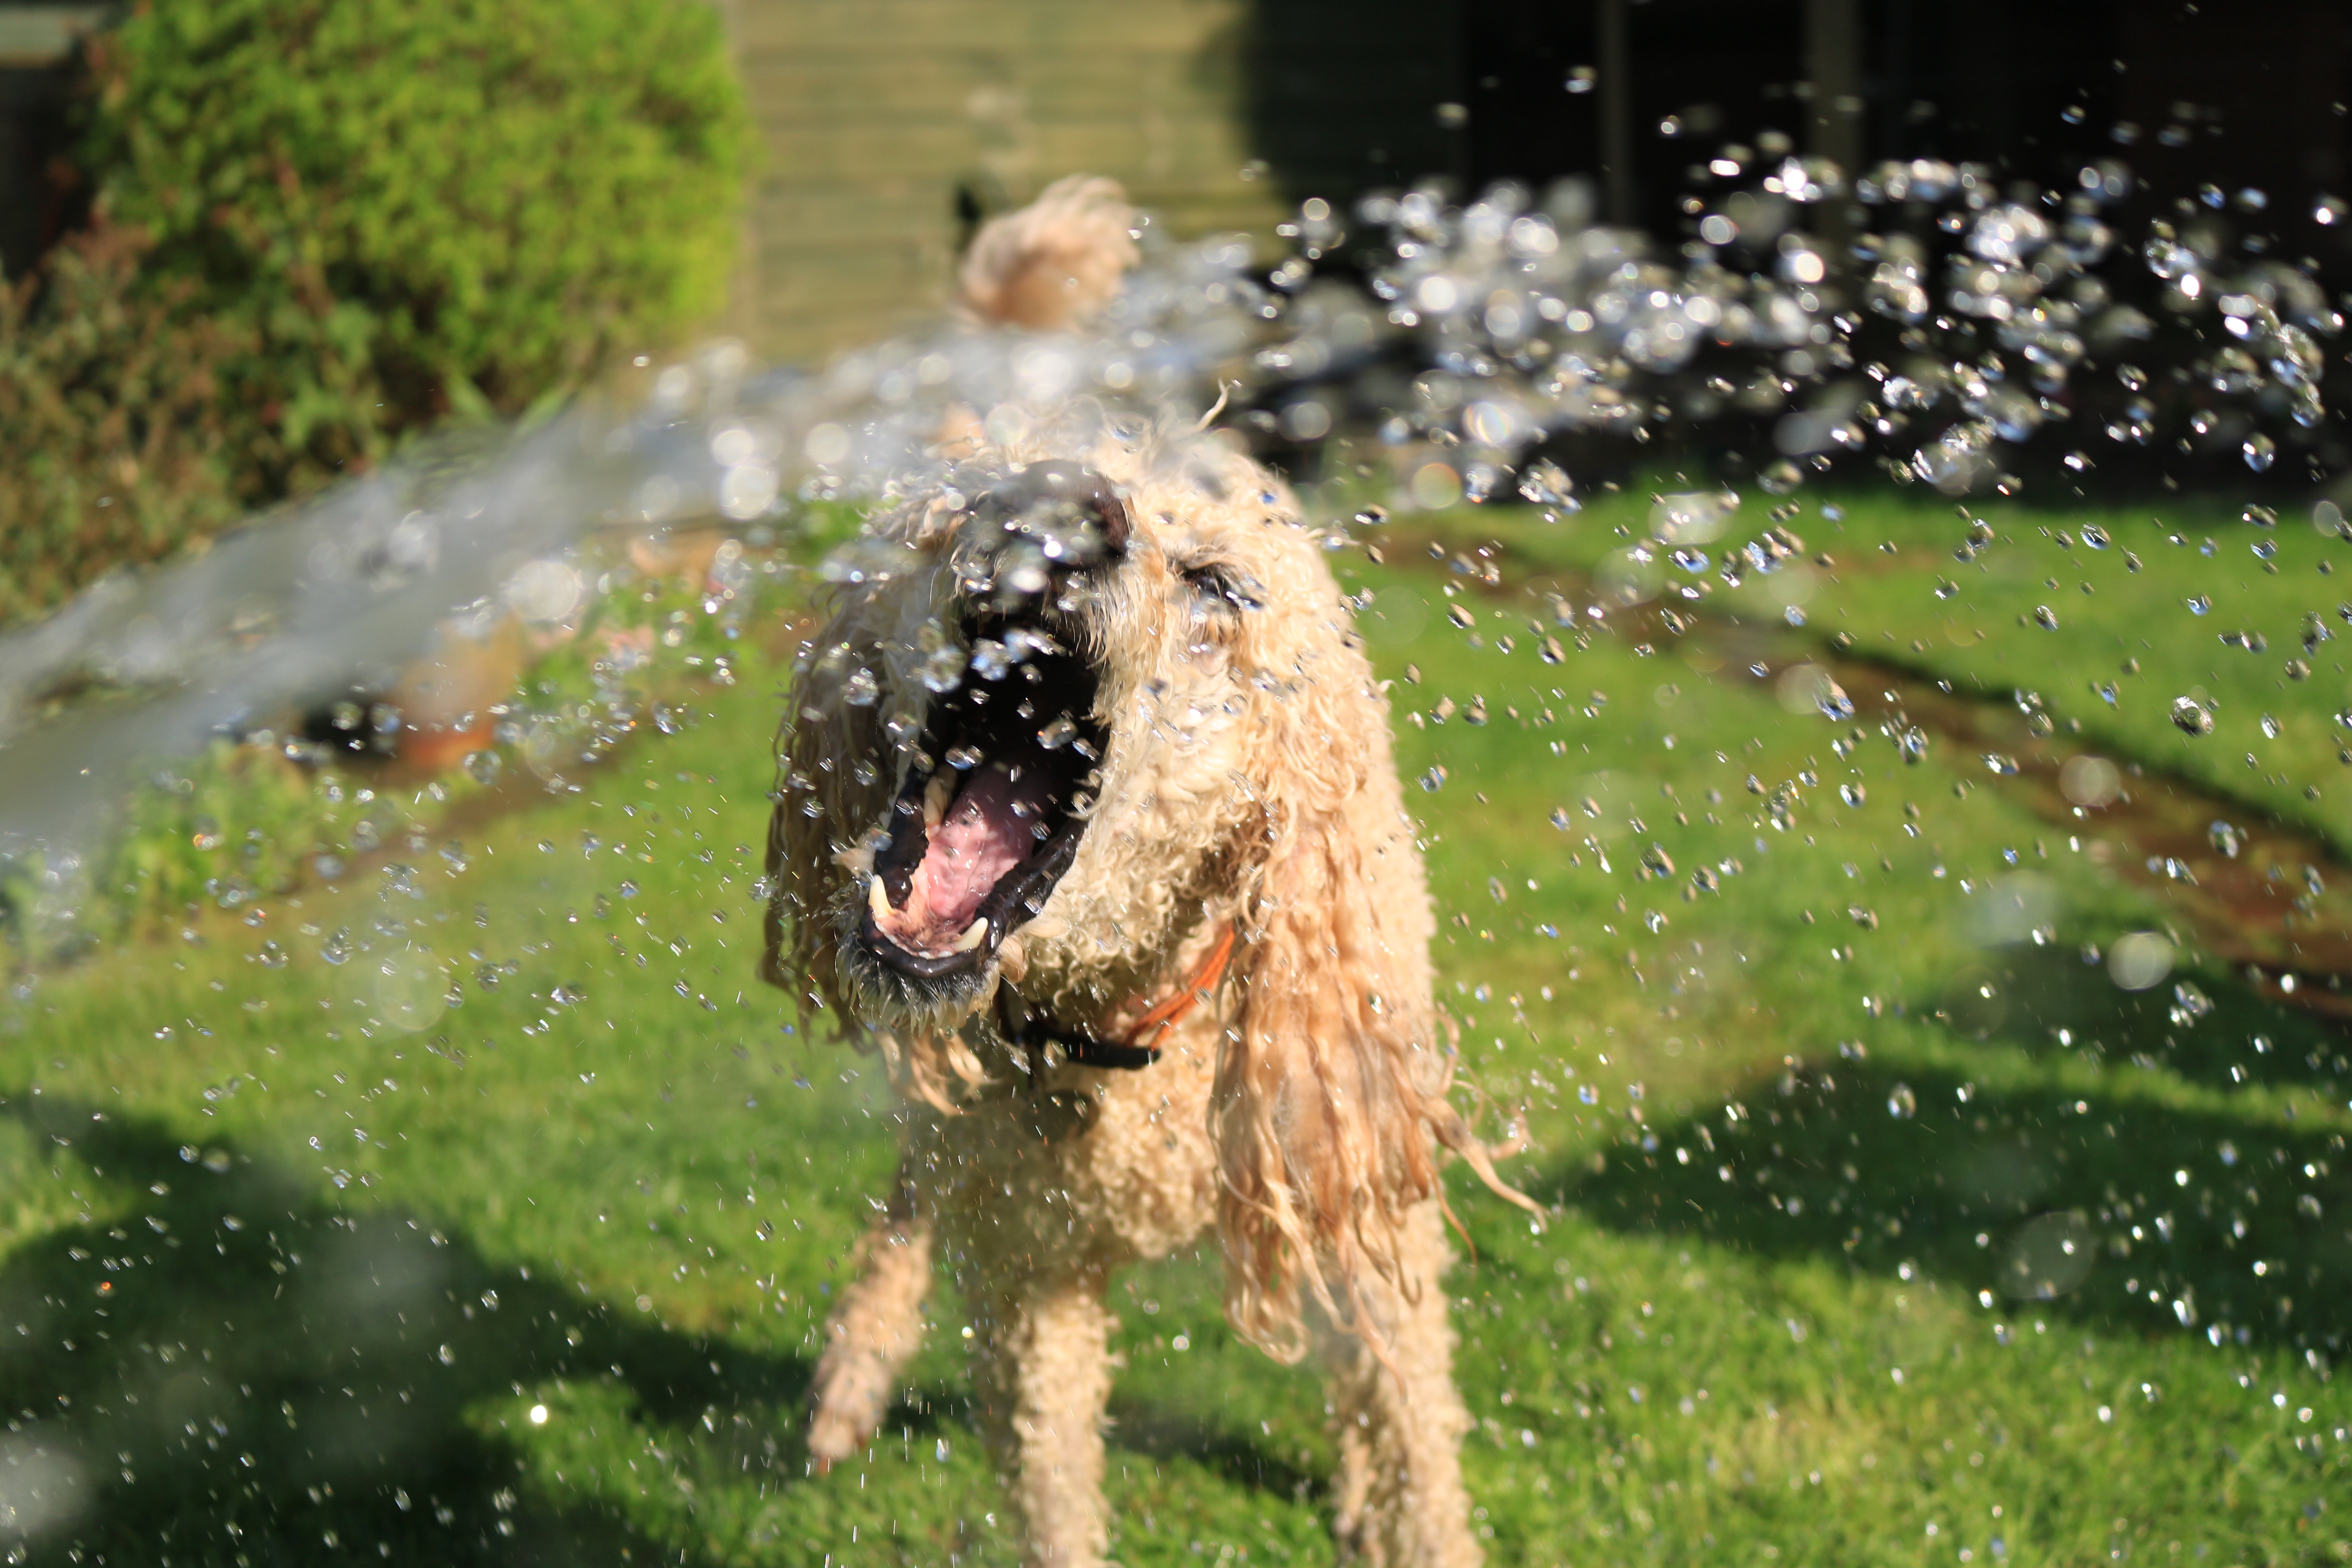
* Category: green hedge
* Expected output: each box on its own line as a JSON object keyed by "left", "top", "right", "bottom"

{"left": 0, "top": 223, "right": 245, "bottom": 623}
{"left": 76, "top": 0, "right": 750, "bottom": 498}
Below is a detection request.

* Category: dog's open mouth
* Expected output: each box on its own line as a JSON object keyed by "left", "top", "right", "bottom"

{"left": 834, "top": 458, "right": 1128, "bottom": 987}
{"left": 859, "top": 619, "right": 1107, "bottom": 979}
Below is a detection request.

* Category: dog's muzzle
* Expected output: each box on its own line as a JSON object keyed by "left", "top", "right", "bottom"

{"left": 853, "top": 463, "right": 1126, "bottom": 996}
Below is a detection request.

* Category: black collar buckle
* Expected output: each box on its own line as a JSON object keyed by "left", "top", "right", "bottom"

{"left": 994, "top": 986, "right": 1160, "bottom": 1080}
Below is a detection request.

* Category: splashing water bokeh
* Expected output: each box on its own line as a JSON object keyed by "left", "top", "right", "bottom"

{"left": 0, "top": 147, "right": 2348, "bottom": 1563}
{"left": 7, "top": 153, "right": 2340, "bottom": 864}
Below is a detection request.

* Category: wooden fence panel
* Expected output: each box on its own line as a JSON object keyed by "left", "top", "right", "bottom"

{"left": 727, "top": 0, "right": 1285, "bottom": 361}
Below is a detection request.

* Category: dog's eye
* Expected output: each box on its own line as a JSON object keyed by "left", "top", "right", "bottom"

{"left": 1180, "top": 562, "right": 1263, "bottom": 612}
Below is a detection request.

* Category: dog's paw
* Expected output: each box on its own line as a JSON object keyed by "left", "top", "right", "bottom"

{"left": 804, "top": 1420, "right": 861, "bottom": 1476}
{"left": 806, "top": 1352, "right": 892, "bottom": 1465}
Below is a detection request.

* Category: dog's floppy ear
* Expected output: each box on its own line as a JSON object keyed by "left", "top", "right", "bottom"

{"left": 762, "top": 518, "right": 964, "bottom": 1014}
{"left": 1213, "top": 657, "right": 1535, "bottom": 1361}
{"left": 760, "top": 621, "right": 902, "bottom": 1016}
{"left": 958, "top": 174, "right": 1137, "bottom": 331}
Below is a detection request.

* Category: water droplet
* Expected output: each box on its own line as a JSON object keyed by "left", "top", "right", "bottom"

{"left": 2031, "top": 605, "right": 2059, "bottom": 630}
{"left": 1887, "top": 1084, "right": 1917, "bottom": 1118}
{"left": 2000, "top": 1212, "right": 2096, "bottom": 1300}
{"left": 508, "top": 559, "right": 583, "bottom": 623}
{"left": 372, "top": 951, "right": 449, "bottom": 1033}
{"left": 2056, "top": 756, "right": 2116, "bottom": 806}
{"left": 920, "top": 644, "right": 969, "bottom": 694}
{"left": 2186, "top": 595, "right": 2212, "bottom": 615}
{"left": 2170, "top": 697, "right": 2214, "bottom": 735}
{"left": 2106, "top": 931, "right": 2175, "bottom": 991}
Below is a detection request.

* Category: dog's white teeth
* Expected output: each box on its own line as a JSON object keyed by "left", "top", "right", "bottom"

{"left": 951, "top": 919, "right": 989, "bottom": 953}
{"left": 867, "top": 875, "right": 892, "bottom": 922}
{"left": 923, "top": 773, "right": 954, "bottom": 828}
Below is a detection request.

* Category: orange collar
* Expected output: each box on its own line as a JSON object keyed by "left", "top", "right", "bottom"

{"left": 1119, "top": 923, "right": 1237, "bottom": 1054}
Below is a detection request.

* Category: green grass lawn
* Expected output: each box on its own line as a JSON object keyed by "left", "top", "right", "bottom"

{"left": 1, "top": 485, "right": 2347, "bottom": 1566}
{"left": 1400, "top": 475, "right": 2352, "bottom": 856}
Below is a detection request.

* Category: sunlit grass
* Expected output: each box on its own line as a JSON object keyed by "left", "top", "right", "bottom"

{"left": 0, "top": 494, "right": 2345, "bottom": 1565}
{"left": 1402, "top": 478, "right": 2352, "bottom": 853}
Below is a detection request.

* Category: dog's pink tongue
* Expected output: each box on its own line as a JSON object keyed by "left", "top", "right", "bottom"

{"left": 876, "top": 764, "right": 1046, "bottom": 954}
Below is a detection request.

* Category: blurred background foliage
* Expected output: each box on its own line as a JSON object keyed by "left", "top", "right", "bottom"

{"left": 0, "top": 0, "right": 749, "bottom": 624}
{"left": 0, "top": 220, "right": 244, "bottom": 623}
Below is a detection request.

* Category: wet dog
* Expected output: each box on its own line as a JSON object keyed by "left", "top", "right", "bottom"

{"left": 762, "top": 177, "right": 1530, "bottom": 1567}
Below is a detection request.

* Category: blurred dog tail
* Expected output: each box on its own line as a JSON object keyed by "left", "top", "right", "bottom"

{"left": 958, "top": 175, "right": 1138, "bottom": 331}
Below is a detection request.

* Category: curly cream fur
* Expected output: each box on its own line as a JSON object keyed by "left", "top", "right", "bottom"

{"left": 957, "top": 174, "right": 1140, "bottom": 331}
{"left": 762, "top": 184, "right": 1531, "bottom": 1568}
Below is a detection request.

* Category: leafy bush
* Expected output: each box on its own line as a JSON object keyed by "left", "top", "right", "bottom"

{"left": 0, "top": 221, "right": 245, "bottom": 623}
{"left": 77, "top": 0, "right": 750, "bottom": 498}
{"left": 98, "top": 739, "right": 330, "bottom": 926}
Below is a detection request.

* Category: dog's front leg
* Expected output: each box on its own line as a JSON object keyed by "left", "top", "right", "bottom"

{"left": 808, "top": 1174, "right": 934, "bottom": 1469}
{"left": 1322, "top": 1198, "right": 1481, "bottom": 1568}
{"left": 969, "top": 1265, "right": 1115, "bottom": 1567}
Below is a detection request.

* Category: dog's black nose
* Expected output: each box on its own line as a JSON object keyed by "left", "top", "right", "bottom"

{"left": 969, "top": 461, "right": 1130, "bottom": 570}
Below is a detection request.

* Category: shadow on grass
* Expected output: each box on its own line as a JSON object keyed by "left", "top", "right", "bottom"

{"left": 0, "top": 1092, "right": 818, "bottom": 1566}
{"left": 1929, "top": 944, "right": 2351, "bottom": 1099}
{"left": 1554, "top": 1050, "right": 2351, "bottom": 1359}
{"left": 1105, "top": 1395, "right": 1320, "bottom": 1506}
